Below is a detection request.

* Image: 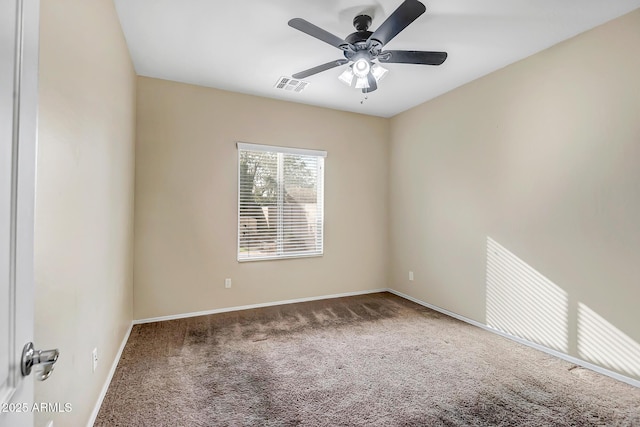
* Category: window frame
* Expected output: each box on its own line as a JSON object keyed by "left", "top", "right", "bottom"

{"left": 236, "top": 142, "right": 326, "bottom": 262}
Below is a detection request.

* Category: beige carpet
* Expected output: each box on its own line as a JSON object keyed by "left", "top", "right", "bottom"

{"left": 95, "top": 293, "right": 640, "bottom": 426}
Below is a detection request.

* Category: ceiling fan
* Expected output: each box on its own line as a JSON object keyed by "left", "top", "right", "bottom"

{"left": 288, "top": 0, "right": 447, "bottom": 93}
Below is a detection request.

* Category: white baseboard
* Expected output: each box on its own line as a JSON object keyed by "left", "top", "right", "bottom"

{"left": 387, "top": 288, "right": 640, "bottom": 389}
{"left": 133, "top": 288, "right": 389, "bottom": 325}
{"left": 86, "top": 322, "right": 133, "bottom": 427}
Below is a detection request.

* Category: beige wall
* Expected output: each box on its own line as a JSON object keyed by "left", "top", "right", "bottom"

{"left": 390, "top": 10, "right": 640, "bottom": 381}
{"left": 134, "top": 77, "right": 389, "bottom": 319}
{"left": 34, "top": 0, "right": 136, "bottom": 426}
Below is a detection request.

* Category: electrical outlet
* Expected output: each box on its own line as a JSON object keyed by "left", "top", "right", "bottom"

{"left": 225, "top": 278, "right": 232, "bottom": 289}
{"left": 92, "top": 348, "right": 98, "bottom": 373}
{"left": 409, "top": 271, "right": 414, "bottom": 281}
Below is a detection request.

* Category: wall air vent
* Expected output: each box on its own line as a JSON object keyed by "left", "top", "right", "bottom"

{"left": 274, "top": 76, "right": 309, "bottom": 93}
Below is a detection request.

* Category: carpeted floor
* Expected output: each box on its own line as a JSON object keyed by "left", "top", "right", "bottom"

{"left": 95, "top": 292, "right": 640, "bottom": 426}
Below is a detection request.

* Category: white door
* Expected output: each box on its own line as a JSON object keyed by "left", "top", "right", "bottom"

{"left": 1, "top": 1, "right": 40, "bottom": 426}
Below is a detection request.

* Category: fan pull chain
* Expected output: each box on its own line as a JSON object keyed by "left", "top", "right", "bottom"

{"left": 360, "top": 95, "right": 369, "bottom": 105}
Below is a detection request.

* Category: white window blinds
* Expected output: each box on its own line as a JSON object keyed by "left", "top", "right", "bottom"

{"left": 237, "top": 143, "right": 326, "bottom": 261}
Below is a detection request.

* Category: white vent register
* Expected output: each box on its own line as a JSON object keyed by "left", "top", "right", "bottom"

{"left": 274, "top": 76, "right": 309, "bottom": 93}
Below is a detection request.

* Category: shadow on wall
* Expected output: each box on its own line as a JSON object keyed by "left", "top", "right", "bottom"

{"left": 485, "top": 237, "right": 640, "bottom": 380}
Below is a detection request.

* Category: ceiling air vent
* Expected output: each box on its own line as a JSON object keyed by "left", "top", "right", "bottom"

{"left": 274, "top": 76, "right": 309, "bottom": 93}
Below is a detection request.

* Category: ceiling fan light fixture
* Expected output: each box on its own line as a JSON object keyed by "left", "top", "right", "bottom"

{"left": 338, "top": 67, "right": 355, "bottom": 86}
{"left": 371, "top": 63, "right": 389, "bottom": 82}
{"left": 355, "top": 76, "right": 370, "bottom": 89}
{"left": 289, "top": 0, "right": 448, "bottom": 97}
{"left": 352, "top": 59, "right": 370, "bottom": 78}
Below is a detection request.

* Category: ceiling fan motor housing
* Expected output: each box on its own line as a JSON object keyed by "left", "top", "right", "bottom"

{"left": 353, "top": 14, "right": 372, "bottom": 31}
{"left": 346, "top": 15, "right": 374, "bottom": 46}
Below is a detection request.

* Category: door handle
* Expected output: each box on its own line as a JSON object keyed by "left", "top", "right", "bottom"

{"left": 21, "top": 342, "right": 59, "bottom": 381}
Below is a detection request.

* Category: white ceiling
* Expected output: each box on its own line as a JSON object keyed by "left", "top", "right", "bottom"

{"left": 114, "top": 0, "right": 640, "bottom": 118}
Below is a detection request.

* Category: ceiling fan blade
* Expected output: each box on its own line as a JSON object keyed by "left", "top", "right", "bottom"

{"left": 292, "top": 59, "right": 349, "bottom": 79}
{"left": 288, "top": 18, "right": 352, "bottom": 51}
{"left": 365, "top": 73, "right": 378, "bottom": 93}
{"left": 379, "top": 50, "right": 447, "bottom": 65}
{"left": 367, "top": 0, "right": 426, "bottom": 47}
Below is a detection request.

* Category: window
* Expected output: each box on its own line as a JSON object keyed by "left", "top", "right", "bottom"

{"left": 237, "top": 142, "right": 326, "bottom": 261}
